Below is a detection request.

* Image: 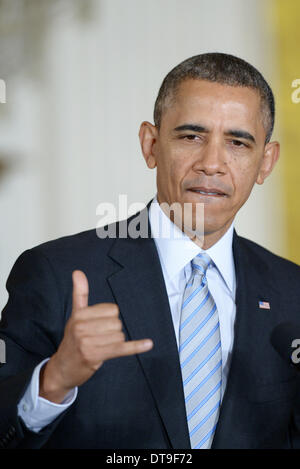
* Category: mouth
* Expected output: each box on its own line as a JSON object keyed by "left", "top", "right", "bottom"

{"left": 187, "top": 187, "right": 227, "bottom": 198}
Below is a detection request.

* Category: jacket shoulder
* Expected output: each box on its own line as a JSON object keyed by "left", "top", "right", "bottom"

{"left": 237, "top": 235, "right": 300, "bottom": 279}
{"left": 29, "top": 222, "right": 125, "bottom": 262}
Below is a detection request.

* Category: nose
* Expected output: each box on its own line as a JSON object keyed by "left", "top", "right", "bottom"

{"left": 192, "top": 138, "right": 227, "bottom": 176}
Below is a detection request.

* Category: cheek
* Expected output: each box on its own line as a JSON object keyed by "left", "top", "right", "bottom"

{"left": 230, "top": 158, "right": 259, "bottom": 200}
{"left": 156, "top": 156, "right": 182, "bottom": 201}
{"left": 158, "top": 148, "right": 190, "bottom": 184}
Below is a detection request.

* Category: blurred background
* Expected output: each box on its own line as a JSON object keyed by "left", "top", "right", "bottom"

{"left": 0, "top": 0, "right": 299, "bottom": 309}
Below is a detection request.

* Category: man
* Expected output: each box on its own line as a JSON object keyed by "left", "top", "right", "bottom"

{"left": 1, "top": 52, "right": 300, "bottom": 449}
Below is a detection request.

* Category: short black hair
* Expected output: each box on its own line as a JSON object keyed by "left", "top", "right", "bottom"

{"left": 154, "top": 52, "right": 275, "bottom": 143}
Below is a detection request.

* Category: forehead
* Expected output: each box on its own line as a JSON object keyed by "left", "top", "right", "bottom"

{"left": 161, "top": 79, "right": 263, "bottom": 133}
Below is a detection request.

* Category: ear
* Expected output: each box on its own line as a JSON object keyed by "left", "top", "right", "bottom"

{"left": 256, "top": 141, "right": 280, "bottom": 185}
{"left": 139, "top": 121, "right": 158, "bottom": 169}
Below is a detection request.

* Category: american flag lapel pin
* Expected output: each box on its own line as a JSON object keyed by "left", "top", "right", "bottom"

{"left": 259, "top": 300, "right": 271, "bottom": 310}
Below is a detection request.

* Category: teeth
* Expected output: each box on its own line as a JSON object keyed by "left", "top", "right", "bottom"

{"left": 195, "top": 190, "right": 219, "bottom": 195}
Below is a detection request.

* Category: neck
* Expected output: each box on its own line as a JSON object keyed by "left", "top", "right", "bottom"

{"left": 156, "top": 196, "right": 233, "bottom": 250}
{"left": 190, "top": 224, "right": 232, "bottom": 250}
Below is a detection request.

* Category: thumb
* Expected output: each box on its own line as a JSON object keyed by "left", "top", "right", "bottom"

{"left": 72, "top": 270, "right": 89, "bottom": 311}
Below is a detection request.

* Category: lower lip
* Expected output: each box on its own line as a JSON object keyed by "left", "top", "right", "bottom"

{"left": 187, "top": 189, "right": 226, "bottom": 198}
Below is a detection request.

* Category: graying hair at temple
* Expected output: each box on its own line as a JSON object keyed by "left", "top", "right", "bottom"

{"left": 154, "top": 52, "right": 275, "bottom": 143}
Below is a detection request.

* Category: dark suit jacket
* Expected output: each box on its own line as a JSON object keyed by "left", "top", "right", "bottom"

{"left": 1, "top": 204, "right": 300, "bottom": 449}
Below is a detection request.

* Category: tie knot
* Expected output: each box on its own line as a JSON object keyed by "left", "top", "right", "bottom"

{"left": 191, "top": 252, "right": 211, "bottom": 276}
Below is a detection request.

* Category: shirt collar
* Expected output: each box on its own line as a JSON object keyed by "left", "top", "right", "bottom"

{"left": 149, "top": 196, "right": 235, "bottom": 294}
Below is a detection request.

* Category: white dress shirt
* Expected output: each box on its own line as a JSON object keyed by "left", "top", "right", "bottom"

{"left": 149, "top": 197, "right": 236, "bottom": 398}
{"left": 18, "top": 196, "right": 237, "bottom": 432}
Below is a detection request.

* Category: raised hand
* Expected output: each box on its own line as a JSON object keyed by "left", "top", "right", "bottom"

{"left": 39, "top": 270, "right": 153, "bottom": 403}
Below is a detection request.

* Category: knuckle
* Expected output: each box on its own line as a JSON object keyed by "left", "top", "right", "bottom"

{"left": 102, "top": 344, "right": 121, "bottom": 361}
{"left": 105, "top": 317, "right": 122, "bottom": 330}
{"left": 114, "top": 319, "right": 123, "bottom": 331}
{"left": 71, "top": 309, "right": 84, "bottom": 321}
{"left": 107, "top": 303, "right": 119, "bottom": 316}
{"left": 78, "top": 336, "right": 88, "bottom": 352}
{"left": 78, "top": 338, "right": 92, "bottom": 360}
{"left": 114, "top": 341, "right": 127, "bottom": 355}
{"left": 110, "top": 332, "right": 125, "bottom": 343}
{"left": 72, "top": 320, "right": 85, "bottom": 337}
{"left": 97, "top": 303, "right": 119, "bottom": 318}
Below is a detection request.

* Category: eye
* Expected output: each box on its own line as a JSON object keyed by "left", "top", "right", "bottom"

{"left": 180, "top": 134, "right": 201, "bottom": 141}
{"left": 231, "top": 139, "right": 248, "bottom": 148}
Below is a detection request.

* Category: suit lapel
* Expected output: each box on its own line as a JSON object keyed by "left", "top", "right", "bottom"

{"left": 106, "top": 209, "right": 191, "bottom": 449}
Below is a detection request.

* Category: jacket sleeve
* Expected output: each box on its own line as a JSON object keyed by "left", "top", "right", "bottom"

{"left": 0, "top": 248, "right": 72, "bottom": 448}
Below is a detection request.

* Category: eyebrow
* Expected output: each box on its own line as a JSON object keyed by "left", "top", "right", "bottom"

{"left": 225, "top": 129, "right": 256, "bottom": 144}
{"left": 174, "top": 124, "right": 207, "bottom": 133}
{"left": 173, "top": 124, "right": 256, "bottom": 144}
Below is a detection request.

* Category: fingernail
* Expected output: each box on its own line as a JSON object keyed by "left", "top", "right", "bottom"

{"left": 142, "top": 340, "right": 153, "bottom": 350}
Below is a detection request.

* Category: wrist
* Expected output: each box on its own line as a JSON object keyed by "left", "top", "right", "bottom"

{"left": 39, "top": 355, "right": 73, "bottom": 404}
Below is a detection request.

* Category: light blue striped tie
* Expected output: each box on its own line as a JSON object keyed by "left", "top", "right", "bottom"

{"left": 179, "top": 253, "right": 222, "bottom": 449}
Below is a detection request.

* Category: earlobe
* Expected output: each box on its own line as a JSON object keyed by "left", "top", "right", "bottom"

{"left": 139, "top": 121, "right": 158, "bottom": 169}
{"left": 256, "top": 141, "right": 280, "bottom": 185}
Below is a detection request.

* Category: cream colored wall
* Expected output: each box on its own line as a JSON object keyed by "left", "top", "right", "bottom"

{"left": 0, "top": 0, "right": 286, "bottom": 309}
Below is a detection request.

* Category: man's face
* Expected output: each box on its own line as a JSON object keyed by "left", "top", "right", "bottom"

{"left": 140, "top": 79, "right": 279, "bottom": 246}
